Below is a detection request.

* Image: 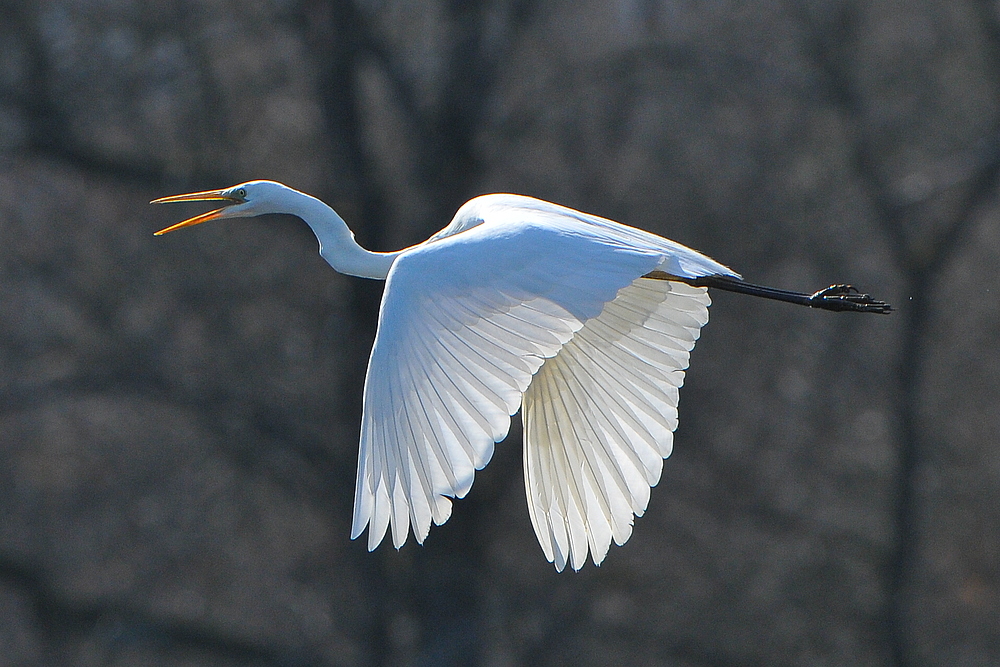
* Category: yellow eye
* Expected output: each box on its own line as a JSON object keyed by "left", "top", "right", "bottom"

{"left": 237, "top": 188, "right": 247, "bottom": 198}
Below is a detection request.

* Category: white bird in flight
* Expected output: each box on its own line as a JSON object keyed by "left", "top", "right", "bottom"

{"left": 153, "top": 180, "right": 889, "bottom": 571}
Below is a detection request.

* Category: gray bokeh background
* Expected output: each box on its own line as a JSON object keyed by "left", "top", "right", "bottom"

{"left": 0, "top": 1, "right": 997, "bottom": 665}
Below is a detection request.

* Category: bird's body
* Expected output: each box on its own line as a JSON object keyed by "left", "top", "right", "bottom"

{"left": 153, "top": 180, "right": 889, "bottom": 571}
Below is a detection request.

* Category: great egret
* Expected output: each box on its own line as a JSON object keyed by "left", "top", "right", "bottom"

{"left": 153, "top": 180, "right": 890, "bottom": 571}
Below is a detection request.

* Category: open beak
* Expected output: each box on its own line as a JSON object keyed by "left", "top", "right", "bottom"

{"left": 151, "top": 188, "right": 243, "bottom": 235}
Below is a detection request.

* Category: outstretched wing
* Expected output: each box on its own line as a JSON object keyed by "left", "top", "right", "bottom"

{"left": 350, "top": 196, "right": 734, "bottom": 553}
{"left": 522, "top": 278, "right": 709, "bottom": 571}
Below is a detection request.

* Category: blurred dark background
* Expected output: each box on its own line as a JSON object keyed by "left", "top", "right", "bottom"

{"left": 0, "top": 1, "right": 997, "bottom": 665}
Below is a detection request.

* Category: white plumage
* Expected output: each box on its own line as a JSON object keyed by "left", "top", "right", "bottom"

{"left": 152, "top": 181, "right": 738, "bottom": 571}
{"left": 353, "top": 195, "right": 729, "bottom": 570}
{"left": 523, "top": 279, "right": 709, "bottom": 570}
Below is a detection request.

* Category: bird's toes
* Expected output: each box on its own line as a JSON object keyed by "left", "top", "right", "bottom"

{"left": 809, "top": 284, "right": 892, "bottom": 313}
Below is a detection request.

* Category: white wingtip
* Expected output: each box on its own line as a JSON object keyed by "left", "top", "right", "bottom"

{"left": 350, "top": 521, "right": 366, "bottom": 542}
{"left": 366, "top": 482, "right": 391, "bottom": 551}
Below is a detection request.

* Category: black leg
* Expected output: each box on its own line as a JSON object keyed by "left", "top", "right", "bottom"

{"left": 643, "top": 272, "right": 893, "bottom": 314}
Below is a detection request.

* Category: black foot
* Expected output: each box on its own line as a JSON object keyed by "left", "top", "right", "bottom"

{"left": 808, "top": 284, "right": 893, "bottom": 314}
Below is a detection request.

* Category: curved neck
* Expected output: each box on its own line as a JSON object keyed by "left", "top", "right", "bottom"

{"left": 289, "top": 191, "right": 401, "bottom": 280}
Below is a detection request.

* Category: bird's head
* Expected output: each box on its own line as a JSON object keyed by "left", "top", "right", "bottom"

{"left": 151, "top": 180, "right": 290, "bottom": 235}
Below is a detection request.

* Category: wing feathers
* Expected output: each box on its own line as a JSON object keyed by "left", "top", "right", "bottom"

{"left": 522, "top": 278, "right": 710, "bottom": 570}
{"left": 353, "top": 281, "right": 595, "bottom": 550}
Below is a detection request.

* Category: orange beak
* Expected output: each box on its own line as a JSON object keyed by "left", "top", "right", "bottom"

{"left": 151, "top": 188, "right": 243, "bottom": 235}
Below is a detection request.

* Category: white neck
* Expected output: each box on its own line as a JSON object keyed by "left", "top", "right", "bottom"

{"left": 285, "top": 190, "right": 401, "bottom": 280}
